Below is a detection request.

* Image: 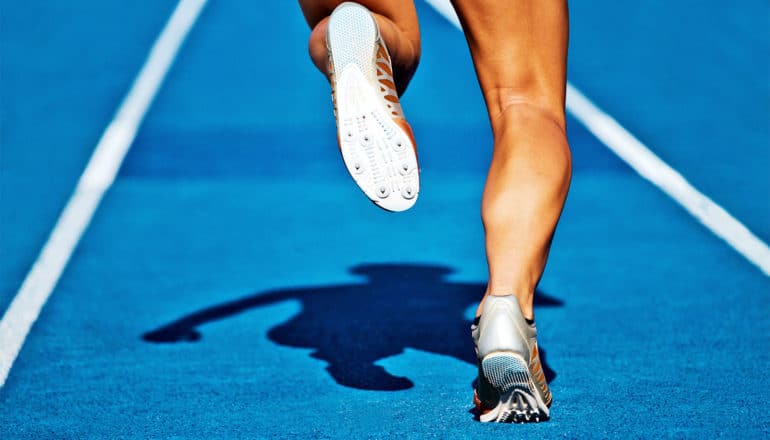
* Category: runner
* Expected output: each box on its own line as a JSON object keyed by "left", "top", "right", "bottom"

{"left": 298, "top": 0, "right": 571, "bottom": 423}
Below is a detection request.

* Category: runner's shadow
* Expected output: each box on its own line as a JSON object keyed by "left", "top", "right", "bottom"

{"left": 142, "top": 263, "right": 563, "bottom": 391}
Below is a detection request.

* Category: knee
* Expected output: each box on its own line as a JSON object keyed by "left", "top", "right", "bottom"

{"left": 488, "top": 89, "right": 567, "bottom": 132}
{"left": 497, "top": 101, "right": 571, "bottom": 163}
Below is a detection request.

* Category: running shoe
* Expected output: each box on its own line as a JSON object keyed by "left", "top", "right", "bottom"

{"left": 472, "top": 295, "right": 552, "bottom": 423}
{"left": 326, "top": 2, "right": 419, "bottom": 212}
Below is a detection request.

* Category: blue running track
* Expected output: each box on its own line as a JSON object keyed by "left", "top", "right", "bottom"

{"left": 1, "top": 1, "right": 768, "bottom": 438}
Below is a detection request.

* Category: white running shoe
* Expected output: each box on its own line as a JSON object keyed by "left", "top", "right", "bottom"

{"left": 472, "top": 295, "right": 552, "bottom": 423}
{"left": 326, "top": 2, "right": 420, "bottom": 212}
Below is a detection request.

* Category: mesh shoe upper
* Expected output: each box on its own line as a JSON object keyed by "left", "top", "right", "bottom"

{"left": 472, "top": 295, "right": 552, "bottom": 409}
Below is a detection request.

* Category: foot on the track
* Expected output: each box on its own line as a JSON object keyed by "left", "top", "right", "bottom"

{"left": 326, "top": 2, "right": 419, "bottom": 212}
{"left": 472, "top": 295, "right": 552, "bottom": 423}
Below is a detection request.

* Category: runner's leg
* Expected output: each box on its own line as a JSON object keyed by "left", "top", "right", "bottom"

{"left": 450, "top": 0, "right": 572, "bottom": 320}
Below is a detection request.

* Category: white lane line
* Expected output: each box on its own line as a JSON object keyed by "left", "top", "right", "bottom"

{"left": 424, "top": 0, "right": 770, "bottom": 276}
{"left": 424, "top": 0, "right": 461, "bottom": 28}
{"left": 565, "top": 86, "right": 770, "bottom": 275}
{"left": 0, "top": 0, "right": 208, "bottom": 388}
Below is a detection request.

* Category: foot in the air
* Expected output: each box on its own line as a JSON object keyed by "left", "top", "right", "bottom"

{"left": 472, "top": 295, "right": 552, "bottom": 423}
{"left": 326, "top": 2, "right": 419, "bottom": 212}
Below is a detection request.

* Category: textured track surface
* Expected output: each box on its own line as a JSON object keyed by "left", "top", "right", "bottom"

{"left": 1, "top": 0, "right": 768, "bottom": 438}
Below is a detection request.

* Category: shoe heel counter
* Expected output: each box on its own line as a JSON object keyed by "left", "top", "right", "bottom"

{"left": 477, "top": 299, "right": 528, "bottom": 359}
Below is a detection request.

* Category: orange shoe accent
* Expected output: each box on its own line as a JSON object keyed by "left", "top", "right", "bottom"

{"left": 378, "top": 78, "right": 397, "bottom": 90}
{"left": 376, "top": 61, "right": 393, "bottom": 76}
{"left": 473, "top": 390, "right": 495, "bottom": 417}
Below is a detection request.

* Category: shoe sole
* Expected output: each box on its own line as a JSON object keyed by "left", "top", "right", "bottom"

{"left": 327, "top": 3, "right": 419, "bottom": 212}
{"left": 479, "top": 352, "right": 550, "bottom": 423}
